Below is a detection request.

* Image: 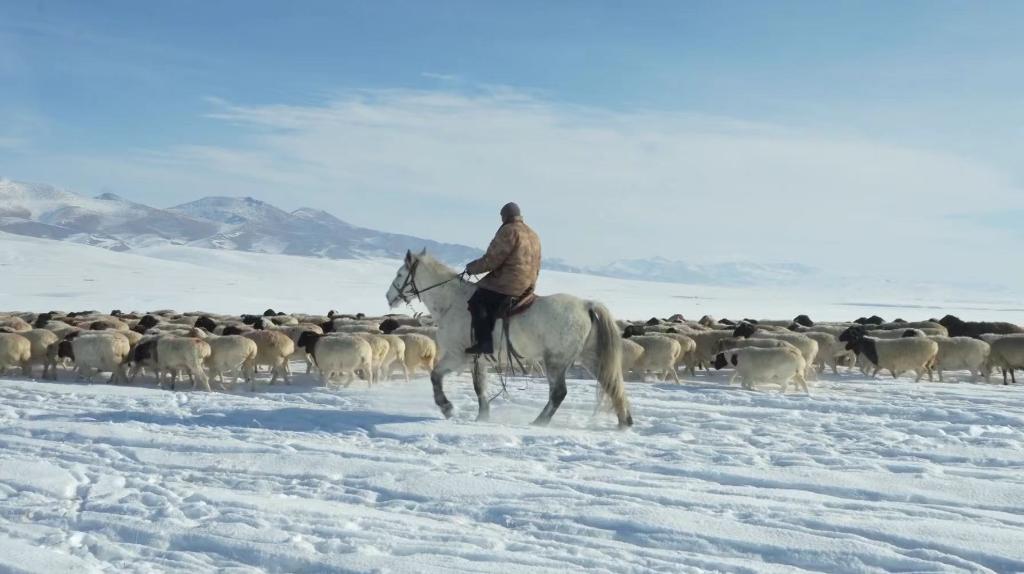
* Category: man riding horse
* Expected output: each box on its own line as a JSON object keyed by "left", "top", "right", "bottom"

{"left": 463, "top": 202, "right": 541, "bottom": 355}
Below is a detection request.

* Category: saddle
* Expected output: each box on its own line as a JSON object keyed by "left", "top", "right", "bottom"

{"left": 498, "top": 288, "right": 537, "bottom": 319}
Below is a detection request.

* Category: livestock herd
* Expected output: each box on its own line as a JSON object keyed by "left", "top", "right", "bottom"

{"left": 1, "top": 309, "right": 1023, "bottom": 400}
{"left": 618, "top": 313, "right": 1024, "bottom": 391}
{"left": 0, "top": 309, "right": 437, "bottom": 392}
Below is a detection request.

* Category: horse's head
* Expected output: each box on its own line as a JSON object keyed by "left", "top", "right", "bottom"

{"left": 387, "top": 248, "right": 427, "bottom": 308}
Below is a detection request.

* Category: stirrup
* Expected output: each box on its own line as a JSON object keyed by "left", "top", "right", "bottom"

{"left": 465, "top": 343, "right": 494, "bottom": 356}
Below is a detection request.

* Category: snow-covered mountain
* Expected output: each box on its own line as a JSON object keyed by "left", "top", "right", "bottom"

{"left": 0, "top": 178, "right": 818, "bottom": 285}
{"left": 0, "top": 179, "right": 480, "bottom": 263}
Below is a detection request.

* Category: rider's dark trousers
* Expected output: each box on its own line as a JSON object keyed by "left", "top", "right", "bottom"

{"left": 467, "top": 287, "right": 511, "bottom": 352}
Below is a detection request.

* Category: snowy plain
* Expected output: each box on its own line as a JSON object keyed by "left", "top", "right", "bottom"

{"left": 2, "top": 232, "right": 1024, "bottom": 573}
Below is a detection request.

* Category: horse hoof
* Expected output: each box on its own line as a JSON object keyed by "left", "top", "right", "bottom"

{"left": 530, "top": 417, "right": 550, "bottom": 427}
{"left": 475, "top": 413, "right": 490, "bottom": 422}
{"left": 441, "top": 404, "right": 454, "bottom": 419}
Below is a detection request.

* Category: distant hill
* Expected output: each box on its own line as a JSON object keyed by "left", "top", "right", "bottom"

{"left": 0, "top": 178, "right": 818, "bottom": 285}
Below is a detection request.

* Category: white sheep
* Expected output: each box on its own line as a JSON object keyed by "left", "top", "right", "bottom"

{"left": 717, "top": 337, "right": 797, "bottom": 353}
{"left": 620, "top": 338, "right": 645, "bottom": 379}
{"left": 985, "top": 335, "right": 1024, "bottom": 385}
{"left": 800, "top": 331, "right": 852, "bottom": 374}
{"left": 926, "top": 336, "right": 990, "bottom": 382}
{"left": 332, "top": 324, "right": 381, "bottom": 334}
{"left": 391, "top": 325, "right": 438, "bottom": 338}
{"left": 156, "top": 337, "right": 213, "bottom": 391}
{"left": 21, "top": 329, "right": 59, "bottom": 379}
{"left": 628, "top": 335, "right": 682, "bottom": 383}
{"left": 243, "top": 330, "right": 295, "bottom": 387}
{"left": 690, "top": 330, "right": 737, "bottom": 373}
{"left": 298, "top": 332, "right": 374, "bottom": 387}
{"left": 714, "top": 346, "right": 808, "bottom": 393}
{"left": 350, "top": 333, "right": 390, "bottom": 383}
{"left": 842, "top": 334, "right": 938, "bottom": 381}
{"left": 0, "top": 316, "right": 32, "bottom": 333}
{"left": 397, "top": 333, "right": 437, "bottom": 378}
{"left": 271, "top": 323, "right": 324, "bottom": 374}
{"left": 204, "top": 334, "right": 258, "bottom": 389}
{"left": 733, "top": 324, "right": 819, "bottom": 379}
{"left": 380, "top": 334, "right": 410, "bottom": 382}
{"left": 60, "top": 332, "right": 131, "bottom": 383}
{"left": 868, "top": 328, "right": 926, "bottom": 339}
{"left": 0, "top": 332, "right": 32, "bottom": 376}
{"left": 38, "top": 321, "right": 79, "bottom": 339}
{"left": 659, "top": 332, "right": 697, "bottom": 375}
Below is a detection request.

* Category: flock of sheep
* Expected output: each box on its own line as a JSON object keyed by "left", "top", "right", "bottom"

{"left": 2, "top": 308, "right": 1023, "bottom": 399}
{"left": 617, "top": 313, "right": 1024, "bottom": 392}
{"left": 0, "top": 309, "right": 437, "bottom": 391}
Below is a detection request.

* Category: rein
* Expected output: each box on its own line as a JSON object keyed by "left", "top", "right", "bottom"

{"left": 391, "top": 258, "right": 466, "bottom": 305}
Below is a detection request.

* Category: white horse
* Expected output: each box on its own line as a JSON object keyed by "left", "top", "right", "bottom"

{"left": 386, "top": 250, "right": 633, "bottom": 428}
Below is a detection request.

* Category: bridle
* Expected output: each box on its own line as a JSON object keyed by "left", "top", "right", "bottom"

{"left": 389, "top": 257, "right": 466, "bottom": 306}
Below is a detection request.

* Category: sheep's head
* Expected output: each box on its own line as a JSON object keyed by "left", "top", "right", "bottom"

{"left": 379, "top": 318, "right": 401, "bottom": 334}
{"left": 838, "top": 325, "right": 866, "bottom": 343}
{"left": 865, "top": 315, "right": 885, "bottom": 325}
{"left": 901, "top": 329, "right": 922, "bottom": 338}
{"left": 843, "top": 338, "right": 862, "bottom": 353}
{"left": 719, "top": 318, "right": 736, "bottom": 326}
{"left": 131, "top": 339, "right": 157, "bottom": 363}
{"left": 733, "top": 322, "right": 757, "bottom": 339}
{"left": 222, "top": 325, "right": 245, "bottom": 336}
{"left": 194, "top": 316, "right": 217, "bottom": 332}
{"left": 645, "top": 317, "right": 660, "bottom": 326}
{"left": 713, "top": 352, "right": 737, "bottom": 370}
{"left": 938, "top": 314, "right": 963, "bottom": 328}
{"left": 622, "top": 325, "right": 645, "bottom": 339}
{"left": 793, "top": 314, "right": 814, "bottom": 327}
{"left": 137, "top": 314, "right": 159, "bottom": 331}
{"left": 296, "top": 330, "right": 321, "bottom": 353}
{"left": 320, "top": 320, "right": 335, "bottom": 333}
{"left": 57, "top": 340, "right": 75, "bottom": 360}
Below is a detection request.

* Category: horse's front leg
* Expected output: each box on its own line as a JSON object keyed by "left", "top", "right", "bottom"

{"left": 430, "top": 354, "right": 463, "bottom": 419}
{"left": 472, "top": 358, "right": 489, "bottom": 422}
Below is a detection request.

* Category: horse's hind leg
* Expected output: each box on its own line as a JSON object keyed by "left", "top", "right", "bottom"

{"left": 533, "top": 363, "right": 568, "bottom": 426}
{"left": 472, "top": 359, "right": 490, "bottom": 422}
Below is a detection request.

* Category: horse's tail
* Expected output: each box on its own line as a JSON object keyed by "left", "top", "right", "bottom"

{"left": 588, "top": 302, "right": 633, "bottom": 428}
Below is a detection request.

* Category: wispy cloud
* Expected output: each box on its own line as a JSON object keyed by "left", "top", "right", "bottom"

{"left": 19, "top": 88, "right": 1024, "bottom": 279}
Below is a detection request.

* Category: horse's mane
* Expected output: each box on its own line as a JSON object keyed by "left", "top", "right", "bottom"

{"left": 416, "top": 253, "right": 467, "bottom": 284}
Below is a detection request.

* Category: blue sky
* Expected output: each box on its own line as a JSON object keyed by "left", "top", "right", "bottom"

{"left": 2, "top": 1, "right": 1023, "bottom": 275}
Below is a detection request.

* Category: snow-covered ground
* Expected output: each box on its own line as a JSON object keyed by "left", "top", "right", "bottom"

{"left": 1, "top": 368, "right": 1023, "bottom": 573}
{"left": 3, "top": 232, "right": 1024, "bottom": 572}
